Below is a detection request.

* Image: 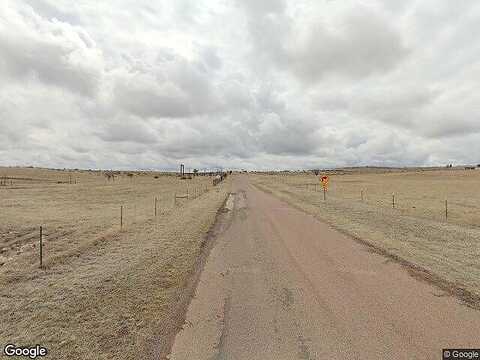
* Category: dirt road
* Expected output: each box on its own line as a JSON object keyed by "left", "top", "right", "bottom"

{"left": 169, "top": 176, "right": 480, "bottom": 360}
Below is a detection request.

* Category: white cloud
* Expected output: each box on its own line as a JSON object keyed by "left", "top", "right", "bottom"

{"left": 0, "top": 2, "right": 103, "bottom": 96}
{"left": 1, "top": 0, "right": 479, "bottom": 170}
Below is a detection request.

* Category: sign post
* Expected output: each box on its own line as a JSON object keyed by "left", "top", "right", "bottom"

{"left": 320, "top": 176, "right": 329, "bottom": 201}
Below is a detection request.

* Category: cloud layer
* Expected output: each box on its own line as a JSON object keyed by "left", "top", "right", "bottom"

{"left": 1, "top": 0, "right": 480, "bottom": 170}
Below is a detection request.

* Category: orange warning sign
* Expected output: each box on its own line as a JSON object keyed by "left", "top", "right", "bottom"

{"left": 320, "top": 175, "right": 329, "bottom": 189}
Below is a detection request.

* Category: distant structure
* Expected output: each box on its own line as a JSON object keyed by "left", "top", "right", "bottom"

{"left": 104, "top": 171, "right": 115, "bottom": 181}
{"left": 180, "top": 164, "right": 185, "bottom": 177}
{"left": 212, "top": 171, "right": 228, "bottom": 186}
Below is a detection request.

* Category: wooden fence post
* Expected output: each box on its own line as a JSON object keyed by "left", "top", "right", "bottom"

{"left": 39, "top": 226, "right": 43, "bottom": 268}
{"left": 392, "top": 193, "right": 395, "bottom": 209}
{"left": 120, "top": 206, "right": 123, "bottom": 229}
{"left": 445, "top": 199, "right": 448, "bottom": 221}
{"left": 155, "top": 197, "right": 157, "bottom": 217}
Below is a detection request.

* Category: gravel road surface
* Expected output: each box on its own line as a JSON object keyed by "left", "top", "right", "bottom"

{"left": 169, "top": 176, "right": 480, "bottom": 360}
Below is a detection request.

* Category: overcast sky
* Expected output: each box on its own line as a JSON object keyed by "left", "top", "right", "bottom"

{"left": 1, "top": 1, "right": 479, "bottom": 170}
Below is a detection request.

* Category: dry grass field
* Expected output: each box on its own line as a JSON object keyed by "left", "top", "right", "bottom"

{"left": 0, "top": 167, "right": 231, "bottom": 359}
{"left": 252, "top": 169, "right": 480, "bottom": 306}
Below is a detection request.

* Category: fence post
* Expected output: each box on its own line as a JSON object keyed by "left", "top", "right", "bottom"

{"left": 392, "top": 193, "right": 395, "bottom": 209}
{"left": 120, "top": 206, "right": 123, "bottom": 229}
{"left": 445, "top": 199, "right": 448, "bottom": 221}
{"left": 155, "top": 197, "right": 157, "bottom": 217}
{"left": 39, "top": 226, "right": 43, "bottom": 268}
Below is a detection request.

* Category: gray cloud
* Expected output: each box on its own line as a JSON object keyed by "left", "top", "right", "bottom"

{"left": 0, "top": 3, "right": 102, "bottom": 96}
{"left": 96, "top": 116, "right": 158, "bottom": 144}
{"left": 288, "top": 7, "right": 410, "bottom": 82}
{"left": 0, "top": 0, "right": 479, "bottom": 170}
{"left": 313, "top": 85, "right": 440, "bottom": 126}
{"left": 238, "top": 1, "right": 409, "bottom": 82}
{"left": 240, "top": 0, "right": 285, "bottom": 16}
{"left": 112, "top": 51, "right": 220, "bottom": 118}
{"left": 256, "top": 113, "right": 320, "bottom": 155}
{"left": 23, "top": 0, "right": 83, "bottom": 25}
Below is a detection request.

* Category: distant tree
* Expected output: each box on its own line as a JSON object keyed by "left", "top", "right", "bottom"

{"left": 313, "top": 169, "right": 320, "bottom": 176}
{"left": 193, "top": 169, "right": 199, "bottom": 176}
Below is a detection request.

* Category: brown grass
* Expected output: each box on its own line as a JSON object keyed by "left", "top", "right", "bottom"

{"left": 0, "top": 167, "right": 231, "bottom": 359}
{"left": 251, "top": 169, "right": 480, "bottom": 307}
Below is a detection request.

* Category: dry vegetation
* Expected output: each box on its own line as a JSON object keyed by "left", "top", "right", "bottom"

{"left": 0, "top": 167, "right": 231, "bottom": 359}
{"left": 252, "top": 169, "right": 480, "bottom": 306}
